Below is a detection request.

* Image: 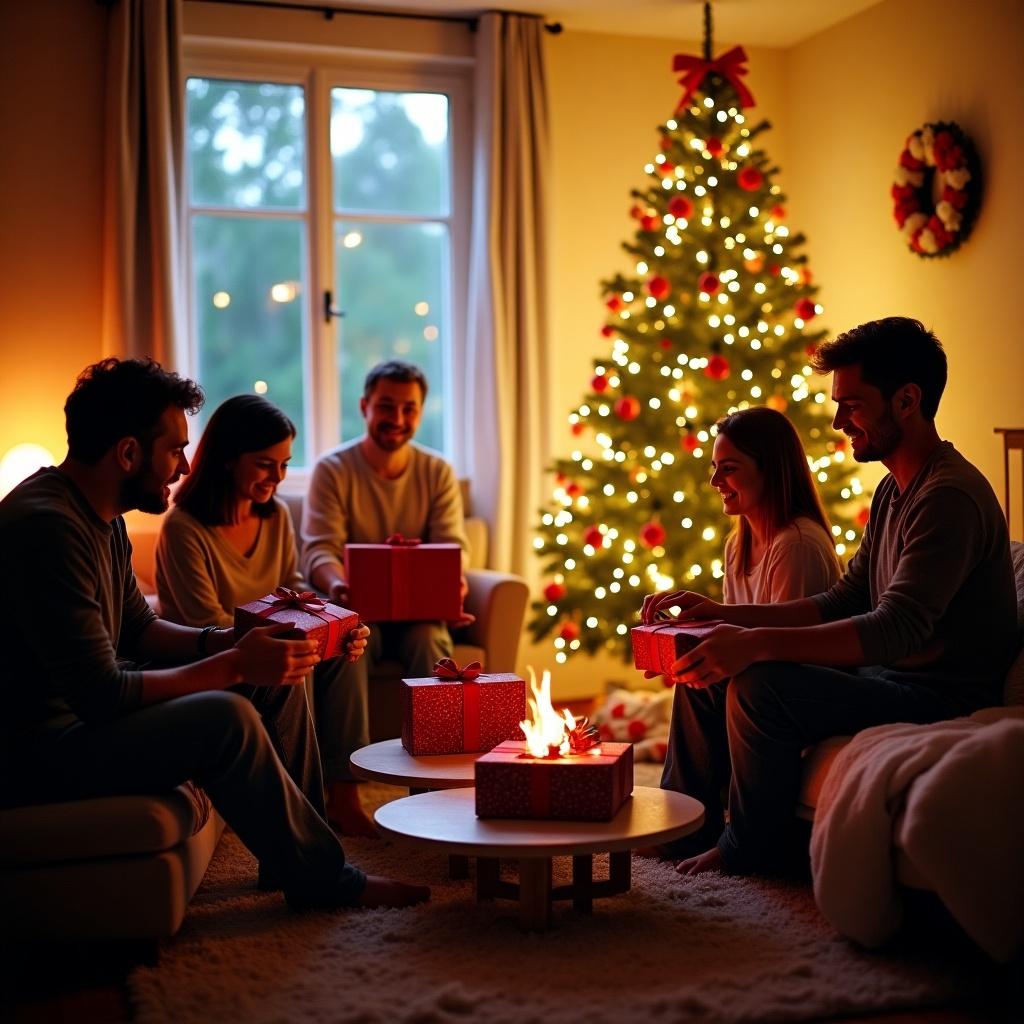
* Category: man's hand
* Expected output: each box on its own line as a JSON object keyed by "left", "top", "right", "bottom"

{"left": 343, "top": 623, "right": 370, "bottom": 663}
{"left": 447, "top": 575, "right": 475, "bottom": 629}
{"left": 235, "top": 624, "right": 320, "bottom": 686}
{"left": 328, "top": 580, "right": 350, "bottom": 605}
{"left": 661, "top": 624, "right": 758, "bottom": 687}
{"left": 641, "top": 589, "right": 728, "bottom": 625}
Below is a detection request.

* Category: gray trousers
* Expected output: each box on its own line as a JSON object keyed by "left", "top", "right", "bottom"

{"left": 314, "top": 621, "right": 452, "bottom": 780}
{"left": 22, "top": 683, "right": 365, "bottom": 909}
{"left": 661, "top": 662, "right": 977, "bottom": 874}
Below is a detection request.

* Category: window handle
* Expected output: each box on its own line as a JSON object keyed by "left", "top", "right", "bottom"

{"left": 323, "top": 290, "right": 345, "bottom": 324}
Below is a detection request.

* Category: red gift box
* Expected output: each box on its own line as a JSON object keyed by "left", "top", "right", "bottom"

{"left": 344, "top": 537, "right": 461, "bottom": 622}
{"left": 401, "top": 659, "right": 526, "bottom": 755}
{"left": 234, "top": 587, "right": 359, "bottom": 661}
{"left": 475, "top": 740, "right": 633, "bottom": 821}
{"left": 631, "top": 620, "right": 722, "bottom": 675}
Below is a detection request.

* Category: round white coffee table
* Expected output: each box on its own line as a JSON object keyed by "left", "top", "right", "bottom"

{"left": 349, "top": 738, "right": 480, "bottom": 878}
{"left": 349, "top": 738, "right": 478, "bottom": 792}
{"left": 375, "top": 786, "right": 705, "bottom": 931}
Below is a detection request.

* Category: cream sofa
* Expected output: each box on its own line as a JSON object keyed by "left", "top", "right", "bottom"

{"left": 796, "top": 540, "right": 1024, "bottom": 889}
{"left": 0, "top": 494, "right": 528, "bottom": 945}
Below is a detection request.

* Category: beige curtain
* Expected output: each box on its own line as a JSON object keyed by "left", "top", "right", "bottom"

{"left": 102, "top": 0, "right": 186, "bottom": 364}
{"left": 464, "top": 12, "right": 552, "bottom": 576}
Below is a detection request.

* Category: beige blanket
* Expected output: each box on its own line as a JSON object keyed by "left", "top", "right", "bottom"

{"left": 810, "top": 707, "right": 1024, "bottom": 963}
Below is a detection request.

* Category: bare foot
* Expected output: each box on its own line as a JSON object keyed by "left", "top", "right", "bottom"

{"left": 675, "top": 847, "right": 725, "bottom": 876}
{"left": 359, "top": 875, "right": 431, "bottom": 908}
{"left": 326, "top": 780, "right": 379, "bottom": 838}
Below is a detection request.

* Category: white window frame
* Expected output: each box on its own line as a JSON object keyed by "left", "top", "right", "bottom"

{"left": 183, "top": 36, "right": 473, "bottom": 489}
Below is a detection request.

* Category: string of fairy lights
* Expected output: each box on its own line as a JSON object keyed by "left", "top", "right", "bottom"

{"left": 530, "top": 83, "right": 865, "bottom": 664}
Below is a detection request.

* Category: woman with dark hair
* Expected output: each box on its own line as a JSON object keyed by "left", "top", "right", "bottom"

{"left": 156, "top": 395, "right": 377, "bottom": 837}
{"left": 712, "top": 406, "right": 840, "bottom": 603}
{"left": 639, "top": 406, "right": 840, "bottom": 870}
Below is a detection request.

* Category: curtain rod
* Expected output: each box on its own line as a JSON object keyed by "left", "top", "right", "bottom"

{"left": 187, "top": 0, "right": 564, "bottom": 34}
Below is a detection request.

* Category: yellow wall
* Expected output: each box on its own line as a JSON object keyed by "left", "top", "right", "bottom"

{"left": 0, "top": 0, "right": 109, "bottom": 464}
{"left": 1, "top": 1, "right": 1021, "bottom": 697}
{"left": 785, "top": 0, "right": 1024, "bottom": 501}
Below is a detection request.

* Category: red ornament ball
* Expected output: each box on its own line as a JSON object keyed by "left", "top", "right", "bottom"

{"left": 834, "top": 437, "right": 847, "bottom": 451}
{"left": 668, "top": 195, "right": 694, "bottom": 220}
{"left": 658, "top": 161, "right": 675, "bottom": 177}
{"left": 614, "top": 395, "right": 641, "bottom": 421}
{"left": 769, "top": 264, "right": 781, "bottom": 277}
{"left": 570, "top": 422, "right": 586, "bottom": 436}
{"left": 559, "top": 621, "right": 580, "bottom": 642}
{"left": 705, "top": 354, "right": 731, "bottom": 381}
{"left": 639, "top": 520, "right": 667, "bottom": 549}
{"left": 627, "top": 720, "right": 648, "bottom": 742}
{"left": 804, "top": 343, "right": 818, "bottom": 357}
{"left": 682, "top": 433, "right": 700, "bottom": 452}
{"left": 659, "top": 135, "right": 673, "bottom": 152}
{"left": 738, "top": 166, "right": 764, "bottom": 191}
{"left": 856, "top": 506, "right": 871, "bottom": 528}
{"left": 583, "top": 526, "right": 605, "bottom": 549}
{"left": 766, "top": 394, "right": 787, "bottom": 413}
{"left": 770, "top": 204, "right": 787, "bottom": 220}
{"left": 659, "top": 337, "right": 673, "bottom": 350}
{"left": 543, "top": 581, "right": 566, "bottom": 603}
{"left": 646, "top": 275, "right": 671, "bottom": 300}
{"left": 704, "top": 137, "right": 724, "bottom": 157}
{"left": 600, "top": 324, "right": 615, "bottom": 338}
{"left": 629, "top": 204, "right": 644, "bottom": 220}
{"left": 640, "top": 215, "right": 660, "bottom": 232}
{"left": 606, "top": 295, "right": 623, "bottom": 313}
{"left": 591, "top": 373, "right": 609, "bottom": 393}
{"left": 698, "top": 271, "right": 721, "bottom": 294}
{"left": 566, "top": 482, "right": 583, "bottom": 498}
{"left": 794, "top": 297, "right": 817, "bottom": 321}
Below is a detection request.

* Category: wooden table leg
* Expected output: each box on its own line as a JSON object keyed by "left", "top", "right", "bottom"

{"left": 609, "top": 850, "right": 631, "bottom": 894}
{"left": 572, "top": 855, "right": 593, "bottom": 914}
{"left": 518, "top": 858, "right": 552, "bottom": 931}
{"left": 449, "top": 854, "right": 470, "bottom": 880}
{"left": 476, "top": 856, "right": 500, "bottom": 901}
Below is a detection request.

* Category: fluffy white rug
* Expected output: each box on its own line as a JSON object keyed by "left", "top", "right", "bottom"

{"left": 129, "top": 768, "right": 985, "bottom": 1024}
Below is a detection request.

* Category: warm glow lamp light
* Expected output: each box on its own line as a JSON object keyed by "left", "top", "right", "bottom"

{"left": 0, "top": 443, "right": 56, "bottom": 499}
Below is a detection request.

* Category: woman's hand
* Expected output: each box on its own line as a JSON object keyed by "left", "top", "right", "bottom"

{"left": 641, "top": 589, "right": 727, "bottom": 625}
{"left": 667, "top": 624, "right": 759, "bottom": 687}
{"left": 344, "top": 623, "right": 371, "bottom": 663}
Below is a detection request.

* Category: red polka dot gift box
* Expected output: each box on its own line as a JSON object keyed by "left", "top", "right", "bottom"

{"left": 401, "top": 659, "right": 526, "bottom": 756}
{"left": 234, "top": 587, "right": 359, "bottom": 661}
{"left": 631, "top": 620, "right": 723, "bottom": 677}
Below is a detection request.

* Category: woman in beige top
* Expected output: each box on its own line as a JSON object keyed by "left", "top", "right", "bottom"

{"left": 156, "top": 395, "right": 376, "bottom": 838}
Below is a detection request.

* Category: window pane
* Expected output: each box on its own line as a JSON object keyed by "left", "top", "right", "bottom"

{"left": 335, "top": 221, "right": 447, "bottom": 451}
{"left": 192, "top": 215, "right": 308, "bottom": 464}
{"left": 187, "top": 78, "right": 306, "bottom": 210}
{"left": 331, "top": 88, "right": 449, "bottom": 216}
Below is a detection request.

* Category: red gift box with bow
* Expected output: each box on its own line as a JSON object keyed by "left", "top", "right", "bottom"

{"left": 344, "top": 535, "right": 462, "bottom": 622}
{"left": 401, "top": 658, "right": 526, "bottom": 755}
{"left": 234, "top": 587, "right": 359, "bottom": 661}
{"left": 631, "top": 620, "right": 722, "bottom": 676}
{"left": 475, "top": 740, "right": 633, "bottom": 822}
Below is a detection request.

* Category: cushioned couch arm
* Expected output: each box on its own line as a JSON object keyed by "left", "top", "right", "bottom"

{"left": 458, "top": 568, "right": 529, "bottom": 672}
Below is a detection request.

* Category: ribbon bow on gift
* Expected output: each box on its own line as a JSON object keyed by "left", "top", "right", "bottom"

{"left": 433, "top": 657, "right": 483, "bottom": 681}
{"left": 266, "top": 586, "right": 327, "bottom": 613}
{"left": 568, "top": 715, "right": 600, "bottom": 753}
{"left": 386, "top": 533, "right": 422, "bottom": 546}
{"left": 672, "top": 45, "right": 756, "bottom": 110}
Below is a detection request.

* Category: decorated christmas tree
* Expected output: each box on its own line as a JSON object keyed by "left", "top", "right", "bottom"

{"left": 530, "top": 6, "right": 869, "bottom": 667}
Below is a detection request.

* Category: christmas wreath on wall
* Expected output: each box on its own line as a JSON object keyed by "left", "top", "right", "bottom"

{"left": 892, "top": 121, "right": 981, "bottom": 257}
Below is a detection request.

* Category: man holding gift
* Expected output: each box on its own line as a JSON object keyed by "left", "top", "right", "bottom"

{"left": 301, "top": 360, "right": 472, "bottom": 779}
{"left": 641, "top": 317, "right": 1016, "bottom": 878}
{"left": 0, "top": 357, "right": 429, "bottom": 911}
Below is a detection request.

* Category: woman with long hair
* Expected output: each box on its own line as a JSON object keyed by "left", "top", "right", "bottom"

{"left": 640, "top": 406, "right": 841, "bottom": 872}
{"left": 156, "top": 394, "right": 377, "bottom": 837}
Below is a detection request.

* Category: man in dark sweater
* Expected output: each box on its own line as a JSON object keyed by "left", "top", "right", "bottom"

{"left": 0, "top": 358, "right": 428, "bottom": 911}
{"left": 643, "top": 317, "right": 1017, "bottom": 876}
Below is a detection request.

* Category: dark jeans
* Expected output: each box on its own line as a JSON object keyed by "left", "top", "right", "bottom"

{"left": 661, "top": 662, "right": 974, "bottom": 874}
{"left": 19, "top": 683, "right": 364, "bottom": 909}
